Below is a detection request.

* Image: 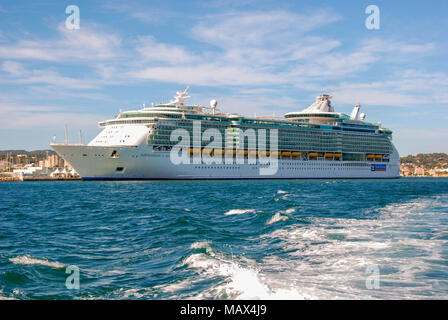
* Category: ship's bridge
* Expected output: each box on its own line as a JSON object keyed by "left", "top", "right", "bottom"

{"left": 285, "top": 94, "right": 347, "bottom": 125}
{"left": 284, "top": 94, "right": 383, "bottom": 131}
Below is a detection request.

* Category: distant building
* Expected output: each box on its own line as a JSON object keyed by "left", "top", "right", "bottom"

{"left": 42, "top": 154, "right": 64, "bottom": 168}
{"left": 428, "top": 168, "right": 448, "bottom": 177}
{"left": 414, "top": 167, "right": 425, "bottom": 176}
{"left": 13, "top": 165, "right": 43, "bottom": 175}
{"left": 0, "top": 160, "right": 7, "bottom": 170}
{"left": 400, "top": 165, "right": 413, "bottom": 176}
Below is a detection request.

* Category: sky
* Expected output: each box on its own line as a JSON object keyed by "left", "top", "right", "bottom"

{"left": 0, "top": 0, "right": 447, "bottom": 156}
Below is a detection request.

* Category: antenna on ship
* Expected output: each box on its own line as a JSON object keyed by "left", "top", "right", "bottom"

{"left": 210, "top": 99, "right": 217, "bottom": 115}
{"left": 79, "top": 129, "right": 84, "bottom": 145}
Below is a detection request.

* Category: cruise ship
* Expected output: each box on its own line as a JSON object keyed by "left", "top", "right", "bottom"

{"left": 51, "top": 87, "right": 400, "bottom": 179}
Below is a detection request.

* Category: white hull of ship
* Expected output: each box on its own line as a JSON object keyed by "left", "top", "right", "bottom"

{"left": 51, "top": 144, "right": 400, "bottom": 180}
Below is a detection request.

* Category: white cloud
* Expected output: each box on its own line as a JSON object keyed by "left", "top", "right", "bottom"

{"left": 128, "top": 63, "right": 285, "bottom": 86}
{"left": 2, "top": 61, "right": 26, "bottom": 75}
{"left": 201, "top": 94, "right": 303, "bottom": 117}
{"left": 0, "top": 103, "right": 59, "bottom": 113}
{"left": 361, "top": 38, "right": 435, "bottom": 55}
{"left": 191, "top": 10, "right": 341, "bottom": 48}
{"left": 102, "top": 2, "right": 175, "bottom": 24}
{"left": 0, "top": 102, "right": 104, "bottom": 129}
{"left": 328, "top": 69, "right": 448, "bottom": 107}
{"left": 1, "top": 61, "right": 100, "bottom": 89}
{"left": 0, "top": 7, "right": 444, "bottom": 120}
{"left": 0, "top": 23, "right": 122, "bottom": 62}
{"left": 135, "top": 36, "right": 199, "bottom": 64}
{"left": 330, "top": 88, "right": 423, "bottom": 107}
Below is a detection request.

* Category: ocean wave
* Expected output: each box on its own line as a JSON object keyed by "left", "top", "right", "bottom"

{"left": 266, "top": 212, "right": 289, "bottom": 225}
{"left": 0, "top": 289, "right": 16, "bottom": 300}
{"left": 257, "top": 196, "right": 448, "bottom": 299}
{"left": 153, "top": 279, "right": 191, "bottom": 294}
{"left": 224, "top": 209, "right": 257, "bottom": 216}
{"left": 183, "top": 245, "right": 316, "bottom": 299}
{"left": 113, "top": 287, "right": 154, "bottom": 299}
{"left": 266, "top": 208, "right": 296, "bottom": 225}
{"left": 9, "top": 255, "right": 65, "bottom": 269}
{"left": 190, "top": 241, "right": 214, "bottom": 255}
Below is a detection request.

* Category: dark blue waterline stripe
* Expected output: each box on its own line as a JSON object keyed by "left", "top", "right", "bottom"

{"left": 82, "top": 177, "right": 400, "bottom": 181}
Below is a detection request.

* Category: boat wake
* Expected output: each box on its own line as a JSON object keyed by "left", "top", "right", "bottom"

{"left": 179, "top": 241, "right": 315, "bottom": 299}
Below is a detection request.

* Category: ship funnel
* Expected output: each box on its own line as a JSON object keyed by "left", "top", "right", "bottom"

{"left": 350, "top": 103, "right": 361, "bottom": 120}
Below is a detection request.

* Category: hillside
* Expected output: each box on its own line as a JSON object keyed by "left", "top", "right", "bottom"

{"left": 400, "top": 153, "right": 448, "bottom": 170}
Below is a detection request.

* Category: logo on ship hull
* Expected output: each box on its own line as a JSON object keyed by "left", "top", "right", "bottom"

{"left": 371, "top": 164, "right": 387, "bottom": 172}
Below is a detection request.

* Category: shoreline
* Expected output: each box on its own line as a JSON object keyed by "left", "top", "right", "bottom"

{"left": 0, "top": 176, "right": 82, "bottom": 181}
{"left": 1, "top": 176, "right": 448, "bottom": 182}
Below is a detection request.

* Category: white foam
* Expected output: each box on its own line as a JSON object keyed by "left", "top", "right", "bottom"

{"left": 266, "top": 212, "right": 289, "bottom": 225}
{"left": 266, "top": 208, "right": 296, "bottom": 225}
{"left": 153, "top": 279, "right": 191, "bottom": 294}
{"left": 0, "top": 289, "right": 15, "bottom": 300}
{"left": 114, "top": 287, "right": 153, "bottom": 299}
{"left": 277, "top": 190, "right": 288, "bottom": 194}
{"left": 256, "top": 196, "right": 448, "bottom": 299}
{"left": 190, "top": 241, "right": 214, "bottom": 255}
{"left": 183, "top": 248, "right": 316, "bottom": 299}
{"left": 224, "top": 209, "right": 257, "bottom": 216}
{"left": 190, "top": 241, "right": 211, "bottom": 249}
{"left": 9, "top": 255, "right": 65, "bottom": 269}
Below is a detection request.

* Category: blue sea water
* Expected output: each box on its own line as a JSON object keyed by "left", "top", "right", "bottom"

{"left": 0, "top": 178, "right": 447, "bottom": 300}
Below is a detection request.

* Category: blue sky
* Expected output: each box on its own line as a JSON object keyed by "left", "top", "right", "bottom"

{"left": 0, "top": 0, "right": 447, "bottom": 156}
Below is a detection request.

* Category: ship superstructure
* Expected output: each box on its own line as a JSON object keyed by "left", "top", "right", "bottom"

{"left": 51, "top": 88, "right": 400, "bottom": 179}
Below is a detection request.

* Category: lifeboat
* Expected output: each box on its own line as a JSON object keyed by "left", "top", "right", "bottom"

{"left": 308, "top": 152, "right": 318, "bottom": 157}
{"left": 190, "top": 148, "right": 201, "bottom": 155}
{"left": 236, "top": 149, "right": 245, "bottom": 156}
{"left": 281, "top": 151, "right": 291, "bottom": 157}
{"left": 249, "top": 150, "right": 258, "bottom": 156}
{"left": 325, "top": 153, "right": 334, "bottom": 158}
{"left": 291, "top": 152, "right": 301, "bottom": 157}
{"left": 366, "top": 154, "right": 375, "bottom": 159}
